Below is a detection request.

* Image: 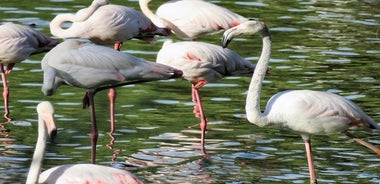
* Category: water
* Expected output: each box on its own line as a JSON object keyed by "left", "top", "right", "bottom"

{"left": 1, "top": 0, "right": 380, "bottom": 183}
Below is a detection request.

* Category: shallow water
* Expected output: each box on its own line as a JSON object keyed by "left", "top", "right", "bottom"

{"left": 0, "top": 0, "right": 380, "bottom": 183}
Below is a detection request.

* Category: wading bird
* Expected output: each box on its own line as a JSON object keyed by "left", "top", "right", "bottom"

{"left": 50, "top": 0, "right": 170, "bottom": 48}
{"left": 156, "top": 40, "right": 256, "bottom": 155}
{"left": 26, "top": 101, "right": 144, "bottom": 184}
{"left": 0, "top": 22, "right": 57, "bottom": 121}
{"left": 222, "top": 20, "right": 380, "bottom": 184}
{"left": 139, "top": 0, "right": 248, "bottom": 40}
{"left": 41, "top": 40, "right": 182, "bottom": 163}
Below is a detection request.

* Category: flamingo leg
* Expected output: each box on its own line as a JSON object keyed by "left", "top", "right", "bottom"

{"left": 105, "top": 42, "right": 123, "bottom": 143}
{"left": 342, "top": 131, "right": 380, "bottom": 155}
{"left": 304, "top": 139, "right": 317, "bottom": 184}
{"left": 85, "top": 92, "right": 98, "bottom": 164}
{"left": 0, "top": 65, "right": 11, "bottom": 121}
{"left": 108, "top": 88, "right": 116, "bottom": 134}
{"left": 191, "top": 81, "right": 208, "bottom": 156}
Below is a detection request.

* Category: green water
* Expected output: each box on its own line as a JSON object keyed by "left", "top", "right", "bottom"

{"left": 0, "top": 0, "right": 379, "bottom": 183}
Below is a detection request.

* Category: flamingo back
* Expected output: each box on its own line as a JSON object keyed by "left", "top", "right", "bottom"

{"left": 156, "top": 0, "right": 248, "bottom": 40}
{"left": 39, "top": 164, "right": 144, "bottom": 184}
{"left": 41, "top": 40, "right": 182, "bottom": 95}
{"left": 0, "top": 22, "right": 57, "bottom": 64}
{"left": 263, "top": 90, "right": 379, "bottom": 135}
{"left": 156, "top": 40, "right": 255, "bottom": 83}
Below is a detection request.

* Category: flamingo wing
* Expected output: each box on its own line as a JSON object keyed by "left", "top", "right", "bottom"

{"left": 264, "top": 90, "right": 378, "bottom": 135}
{"left": 39, "top": 164, "right": 144, "bottom": 184}
{"left": 157, "top": 41, "right": 255, "bottom": 82}
{"left": 156, "top": 0, "right": 248, "bottom": 39}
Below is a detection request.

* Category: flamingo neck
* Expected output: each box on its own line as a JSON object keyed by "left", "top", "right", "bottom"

{"left": 245, "top": 31, "right": 272, "bottom": 127}
{"left": 49, "top": 1, "right": 105, "bottom": 38}
{"left": 26, "top": 114, "right": 47, "bottom": 184}
{"left": 138, "top": 0, "right": 189, "bottom": 39}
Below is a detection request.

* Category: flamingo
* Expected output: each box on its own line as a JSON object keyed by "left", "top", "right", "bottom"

{"left": 26, "top": 101, "right": 144, "bottom": 184}
{"left": 139, "top": 0, "right": 248, "bottom": 40}
{"left": 50, "top": 0, "right": 171, "bottom": 140}
{"left": 50, "top": 0, "right": 170, "bottom": 48}
{"left": 222, "top": 20, "right": 380, "bottom": 184}
{"left": 41, "top": 40, "right": 182, "bottom": 164}
{"left": 0, "top": 22, "right": 58, "bottom": 121}
{"left": 156, "top": 40, "right": 256, "bottom": 155}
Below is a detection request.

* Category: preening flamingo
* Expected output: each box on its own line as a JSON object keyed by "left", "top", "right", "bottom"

{"left": 139, "top": 0, "right": 248, "bottom": 40}
{"left": 41, "top": 40, "right": 182, "bottom": 163}
{"left": 156, "top": 40, "right": 256, "bottom": 155}
{"left": 0, "top": 22, "right": 57, "bottom": 121}
{"left": 50, "top": 0, "right": 170, "bottom": 48}
{"left": 26, "top": 101, "right": 144, "bottom": 184}
{"left": 222, "top": 20, "right": 380, "bottom": 184}
{"left": 50, "top": 0, "right": 171, "bottom": 141}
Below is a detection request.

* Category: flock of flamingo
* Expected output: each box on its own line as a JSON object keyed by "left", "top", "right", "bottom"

{"left": 0, "top": 0, "right": 378, "bottom": 183}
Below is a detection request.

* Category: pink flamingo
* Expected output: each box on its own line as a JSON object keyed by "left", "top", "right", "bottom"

{"left": 222, "top": 20, "right": 380, "bottom": 184}
{"left": 156, "top": 40, "right": 256, "bottom": 155}
{"left": 41, "top": 40, "right": 182, "bottom": 163}
{"left": 50, "top": 0, "right": 171, "bottom": 129}
{"left": 139, "top": 0, "right": 248, "bottom": 40}
{"left": 0, "top": 22, "right": 57, "bottom": 121}
{"left": 26, "top": 101, "right": 144, "bottom": 184}
{"left": 50, "top": 0, "right": 170, "bottom": 48}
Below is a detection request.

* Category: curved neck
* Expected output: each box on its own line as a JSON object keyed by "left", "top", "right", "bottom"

{"left": 26, "top": 114, "right": 47, "bottom": 184}
{"left": 245, "top": 31, "right": 272, "bottom": 126}
{"left": 138, "top": 0, "right": 189, "bottom": 39}
{"left": 50, "top": 1, "right": 104, "bottom": 38}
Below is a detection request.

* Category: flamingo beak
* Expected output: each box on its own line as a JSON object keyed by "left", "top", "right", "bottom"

{"left": 42, "top": 113, "right": 57, "bottom": 141}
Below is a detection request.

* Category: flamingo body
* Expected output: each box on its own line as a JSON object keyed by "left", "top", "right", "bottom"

{"left": 39, "top": 164, "right": 144, "bottom": 184}
{"left": 50, "top": 0, "right": 169, "bottom": 45}
{"left": 0, "top": 22, "right": 57, "bottom": 64}
{"left": 139, "top": 0, "right": 248, "bottom": 40}
{"left": 263, "top": 90, "right": 378, "bottom": 136}
{"left": 41, "top": 40, "right": 182, "bottom": 95}
{"left": 222, "top": 20, "right": 380, "bottom": 184}
{"left": 26, "top": 101, "right": 144, "bottom": 184}
{"left": 157, "top": 40, "right": 255, "bottom": 83}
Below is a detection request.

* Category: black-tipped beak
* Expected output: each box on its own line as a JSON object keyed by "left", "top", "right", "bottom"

{"left": 171, "top": 69, "right": 183, "bottom": 78}
{"left": 221, "top": 37, "right": 232, "bottom": 48}
{"left": 50, "top": 129, "right": 57, "bottom": 142}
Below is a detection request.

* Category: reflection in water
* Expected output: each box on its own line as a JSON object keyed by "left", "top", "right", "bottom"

{"left": 0, "top": 0, "right": 380, "bottom": 183}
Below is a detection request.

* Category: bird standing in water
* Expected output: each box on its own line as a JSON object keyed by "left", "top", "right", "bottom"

{"left": 222, "top": 20, "right": 380, "bottom": 184}
{"left": 0, "top": 22, "right": 57, "bottom": 121}
{"left": 41, "top": 40, "right": 182, "bottom": 163}
{"left": 156, "top": 40, "right": 256, "bottom": 155}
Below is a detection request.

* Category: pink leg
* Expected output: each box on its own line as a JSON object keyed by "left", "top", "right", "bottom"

{"left": 108, "top": 42, "right": 122, "bottom": 136}
{"left": 342, "top": 131, "right": 380, "bottom": 155}
{"left": 1, "top": 65, "right": 11, "bottom": 121}
{"left": 191, "top": 82, "right": 208, "bottom": 156}
{"left": 108, "top": 88, "right": 116, "bottom": 135}
{"left": 304, "top": 139, "right": 317, "bottom": 184}
{"left": 86, "top": 92, "right": 98, "bottom": 164}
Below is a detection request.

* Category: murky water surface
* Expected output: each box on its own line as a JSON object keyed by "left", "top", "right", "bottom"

{"left": 0, "top": 0, "right": 380, "bottom": 183}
